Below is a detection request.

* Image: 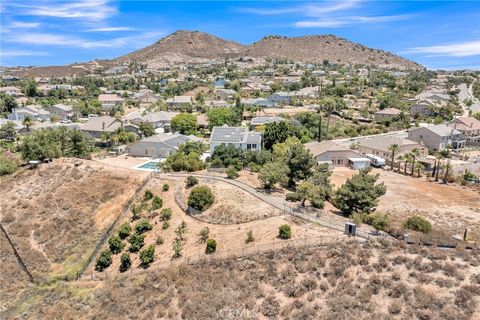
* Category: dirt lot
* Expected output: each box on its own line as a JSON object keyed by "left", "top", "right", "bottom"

{"left": 6, "top": 241, "right": 480, "bottom": 320}
{"left": 330, "top": 167, "right": 480, "bottom": 240}
{"left": 181, "top": 178, "right": 283, "bottom": 224}
{"left": 0, "top": 159, "right": 147, "bottom": 286}
{"left": 85, "top": 176, "right": 342, "bottom": 277}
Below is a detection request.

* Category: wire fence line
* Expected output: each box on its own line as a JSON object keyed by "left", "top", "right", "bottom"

{"left": 81, "top": 235, "right": 361, "bottom": 282}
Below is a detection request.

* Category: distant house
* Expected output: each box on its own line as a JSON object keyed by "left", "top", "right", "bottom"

{"left": 127, "top": 133, "right": 201, "bottom": 158}
{"left": 98, "top": 94, "right": 124, "bottom": 111}
{"left": 45, "top": 104, "right": 74, "bottom": 120}
{"left": 374, "top": 108, "right": 402, "bottom": 122}
{"left": 268, "top": 92, "right": 293, "bottom": 105}
{"left": 410, "top": 100, "right": 436, "bottom": 117}
{"left": 209, "top": 126, "right": 262, "bottom": 153}
{"left": 250, "top": 116, "right": 284, "bottom": 129}
{"left": 408, "top": 124, "right": 465, "bottom": 151}
{"left": 0, "top": 86, "right": 22, "bottom": 96}
{"left": 305, "top": 141, "right": 370, "bottom": 170}
{"left": 7, "top": 105, "right": 50, "bottom": 122}
{"left": 357, "top": 136, "right": 427, "bottom": 160}
{"left": 130, "top": 111, "right": 179, "bottom": 129}
{"left": 134, "top": 89, "right": 160, "bottom": 106}
{"left": 214, "top": 78, "right": 227, "bottom": 88}
{"left": 215, "top": 88, "right": 237, "bottom": 100}
{"left": 80, "top": 116, "right": 122, "bottom": 139}
{"left": 166, "top": 96, "right": 192, "bottom": 109}
{"left": 241, "top": 98, "right": 275, "bottom": 108}
{"left": 448, "top": 116, "right": 480, "bottom": 145}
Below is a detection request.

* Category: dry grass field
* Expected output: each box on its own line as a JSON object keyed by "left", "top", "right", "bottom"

{"left": 0, "top": 159, "right": 147, "bottom": 291}
{"left": 5, "top": 240, "right": 480, "bottom": 320}
{"left": 330, "top": 168, "right": 480, "bottom": 240}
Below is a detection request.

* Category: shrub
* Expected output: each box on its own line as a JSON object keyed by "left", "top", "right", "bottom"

{"left": 139, "top": 245, "right": 155, "bottom": 267}
{"left": 95, "top": 250, "right": 112, "bottom": 271}
{"left": 279, "top": 224, "right": 292, "bottom": 239}
{"left": 118, "top": 222, "right": 131, "bottom": 239}
{"left": 286, "top": 193, "right": 301, "bottom": 202}
{"left": 162, "top": 221, "right": 170, "bottom": 230}
{"left": 310, "top": 197, "right": 325, "bottom": 209}
{"left": 173, "top": 240, "right": 184, "bottom": 257}
{"left": 205, "top": 239, "right": 217, "bottom": 254}
{"left": 404, "top": 215, "right": 432, "bottom": 233}
{"left": 131, "top": 203, "right": 147, "bottom": 220}
{"left": 246, "top": 230, "right": 254, "bottom": 244}
{"left": 119, "top": 253, "right": 131, "bottom": 272}
{"left": 144, "top": 189, "right": 154, "bottom": 201}
{"left": 151, "top": 196, "right": 163, "bottom": 210}
{"left": 198, "top": 227, "right": 210, "bottom": 243}
{"left": 188, "top": 186, "right": 215, "bottom": 211}
{"left": 156, "top": 236, "right": 164, "bottom": 245}
{"left": 160, "top": 208, "right": 172, "bottom": 221}
{"left": 226, "top": 166, "right": 239, "bottom": 179}
{"left": 135, "top": 219, "right": 153, "bottom": 234}
{"left": 352, "top": 212, "right": 364, "bottom": 226}
{"left": 108, "top": 235, "right": 125, "bottom": 254}
{"left": 185, "top": 176, "right": 199, "bottom": 188}
{"left": 162, "top": 183, "right": 170, "bottom": 192}
{"left": 366, "top": 213, "right": 390, "bottom": 231}
{"left": 128, "top": 234, "right": 145, "bottom": 252}
{"left": 0, "top": 155, "right": 17, "bottom": 176}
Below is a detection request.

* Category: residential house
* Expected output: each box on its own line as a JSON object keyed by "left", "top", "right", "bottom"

{"left": 268, "top": 92, "right": 293, "bottom": 105}
{"left": 127, "top": 133, "right": 201, "bottom": 158}
{"left": 410, "top": 100, "right": 436, "bottom": 117}
{"left": 305, "top": 140, "right": 370, "bottom": 170}
{"left": 7, "top": 105, "right": 51, "bottom": 122}
{"left": 408, "top": 124, "right": 465, "bottom": 151}
{"left": 134, "top": 90, "right": 160, "bottom": 106}
{"left": 214, "top": 78, "right": 227, "bottom": 88}
{"left": 241, "top": 98, "right": 275, "bottom": 108}
{"left": 0, "top": 86, "right": 22, "bottom": 96}
{"left": 250, "top": 116, "right": 284, "bottom": 129}
{"left": 215, "top": 88, "right": 237, "bottom": 100}
{"left": 357, "top": 136, "right": 427, "bottom": 161}
{"left": 98, "top": 94, "right": 124, "bottom": 111}
{"left": 45, "top": 104, "right": 74, "bottom": 120}
{"left": 374, "top": 108, "right": 402, "bottom": 122}
{"left": 209, "top": 125, "right": 262, "bottom": 153}
{"left": 130, "top": 111, "right": 179, "bottom": 129}
{"left": 166, "top": 96, "right": 192, "bottom": 109}
{"left": 448, "top": 116, "right": 480, "bottom": 145}
{"left": 80, "top": 116, "right": 122, "bottom": 139}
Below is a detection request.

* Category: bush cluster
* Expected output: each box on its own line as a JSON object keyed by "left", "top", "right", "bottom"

{"left": 188, "top": 186, "right": 215, "bottom": 211}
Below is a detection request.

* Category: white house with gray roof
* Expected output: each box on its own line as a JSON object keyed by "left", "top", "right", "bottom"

{"left": 45, "top": 104, "right": 74, "bottom": 120}
{"left": 130, "top": 111, "right": 179, "bottom": 129}
{"left": 127, "top": 133, "right": 201, "bottom": 158}
{"left": 407, "top": 124, "right": 465, "bottom": 151}
{"left": 7, "top": 105, "right": 50, "bottom": 122}
{"left": 209, "top": 125, "right": 262, "bottom": 153}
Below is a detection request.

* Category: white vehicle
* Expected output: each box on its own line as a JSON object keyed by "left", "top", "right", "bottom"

{"left": 365, "top": 154, "right": 386, "bottom": 168}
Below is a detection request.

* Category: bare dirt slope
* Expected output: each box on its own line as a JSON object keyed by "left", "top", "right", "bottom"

{"left": 0, "top": 159, "right": 147, "bottom": 285}
{"left": 5, "top": 241, "right": 480, "bottom": 320}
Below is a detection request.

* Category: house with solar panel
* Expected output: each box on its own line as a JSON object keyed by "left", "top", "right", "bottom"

{"left": 209, "top": 125, "right": 262, "bottom": 153}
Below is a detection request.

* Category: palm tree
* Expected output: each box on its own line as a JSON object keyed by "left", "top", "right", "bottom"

{"left": 403, "top": 154, "right": 411, "bottom": 175}
{"left": 443, "top": 160, "right": 452, "bottom": 184}
{"left": 396, "top": 154, "right": 404, "bottom": 173}
{"left": 388, "top": 144, "right": 399, "bottom": 170}
{"left": 415, "top": 161, "right": 425, "bottom": 178}
{"left": 410, "top": 148, "right": 420, "bottom": 176}
{"left": 320, "top": 97, "right": 336, "bottom": 140}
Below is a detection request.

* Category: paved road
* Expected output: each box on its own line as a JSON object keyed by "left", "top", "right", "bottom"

{"left": 457, "top": 83, "right": 480, "bottom": 116}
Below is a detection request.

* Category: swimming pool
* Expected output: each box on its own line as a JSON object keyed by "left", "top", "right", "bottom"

{"left": 137, "top": 161, "right": 160, "bottom": 170}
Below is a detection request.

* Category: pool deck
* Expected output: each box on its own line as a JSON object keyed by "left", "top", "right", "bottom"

{"left": 95, "top": 156, "right": 154, "bottom": 171}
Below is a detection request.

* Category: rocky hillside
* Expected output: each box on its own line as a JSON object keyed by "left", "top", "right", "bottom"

{"left": 116, "top": 30, "right": 246, "bottom": 66}
{"left": 245, "top": 34, "right": 422, "bottom": 69}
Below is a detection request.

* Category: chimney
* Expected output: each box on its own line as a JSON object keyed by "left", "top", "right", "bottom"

{"left": 102, "top": 122, "right": 105, "bottom": 130}
{"left": 470, "top": 122, "right": 473, "bottom": 128}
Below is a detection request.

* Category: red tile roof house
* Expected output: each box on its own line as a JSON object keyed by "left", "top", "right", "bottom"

{"left": 448, "top": 117, "right": 480, "bottom": 145}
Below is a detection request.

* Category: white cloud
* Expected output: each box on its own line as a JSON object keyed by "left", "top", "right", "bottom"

{"left": 20, "top": 0, "right": 117, "bottom": 22}
{"left": 6, "top": 31, "right": 165, "bottom": 49}
{"left": 240, "top": 0, "right": 360, "bottom": 16}
{"left": 1, "top": 49, "right": 49, "bottom": 56}
{"left": 295, "top": 14, "right": 411, "bottom": 28}
{"left": 403, "top": 40, "right": 480, "bottom": 57}
{"left": 10, "top": 21, "right": 41, "bottom": 28}
{"left": 87, "top": 27, "right": 138, "bottom": 32}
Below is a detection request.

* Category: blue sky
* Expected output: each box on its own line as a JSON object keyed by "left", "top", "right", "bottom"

{"left": 1, "top": 1, "right": 479, "bottom": 69}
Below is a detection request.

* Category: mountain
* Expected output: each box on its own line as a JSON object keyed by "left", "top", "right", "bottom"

{"left": 116, "top": 30, "right": 246, "bottom": 66}
{"left": 7, "top": 31, "right": 423, "bottom": 77}
{"left": 245, "top": 34, "right": 422, "bottom": 69}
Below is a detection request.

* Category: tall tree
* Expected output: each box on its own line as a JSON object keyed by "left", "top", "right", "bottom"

{"left": 171, "top": 113, "right": 197, "bottom": 135}
{"left": 207, "top": 108, "right": 235, "bottom": 130}
{"left": 410, "top": 148, "right": 420, "bottom": 176}
{"left": 388, "top": 144, "right": 399, "bottom": 170}
{"left": 22, "top": 116, "right": 33, "bottom": 132}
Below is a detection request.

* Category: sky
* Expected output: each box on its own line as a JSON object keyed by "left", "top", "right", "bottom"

{"left": 0, "top": 0, "right": 479, "bottom": 70}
